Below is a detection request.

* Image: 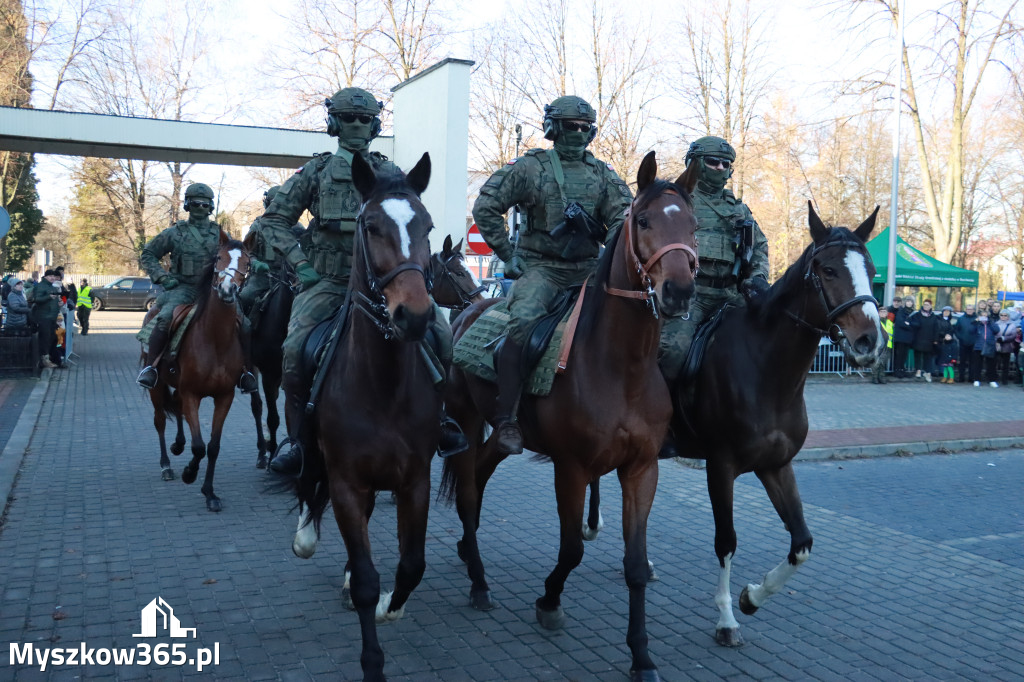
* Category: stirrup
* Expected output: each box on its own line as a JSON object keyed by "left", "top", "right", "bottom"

{"left": 269, "top": 439, "right": 302, "bottom": 475}
{"left": 137, "top": 365, "right": 158, "bottom": 389}
{"left": 437, "top": 416, "right": 469, "bottom": 458}
{"left": 239, "top": 371, "right": 258, "bottom": 394}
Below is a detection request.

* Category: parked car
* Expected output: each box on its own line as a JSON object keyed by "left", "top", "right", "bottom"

{"left": 92, "top": 277, "right": 162, "bottom": 311}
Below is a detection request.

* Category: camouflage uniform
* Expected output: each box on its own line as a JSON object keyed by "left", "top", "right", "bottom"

{"left": 471, "top": 95, "right": 632, "bottom": 454}
{"left": 658, "top": 136, "right": 770, "bottom": 380}
{"left": 238, "top": 186, "right": 305, "bottom": 316}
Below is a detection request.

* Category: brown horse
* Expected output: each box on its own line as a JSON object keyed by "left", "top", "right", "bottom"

{"left": 440, "top": 151, "right": 698, "bottom": 682}
{"left": 666, "top": 203, "right": 884, "bottom": 646}
{"left": 147, "top": 232, "right": 251, "bottom": 512}
{"left": 288, "top": 152, "right": 439, "bottom": 682}
{"left": 429, "top": 234, "right": 486, "bottom": 322}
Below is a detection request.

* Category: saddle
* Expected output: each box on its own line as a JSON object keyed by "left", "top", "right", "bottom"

{"left": 678, "top": 303, "right": 733, "bottom": 386}
{"left": 300, "top": 304, "right": 348, "bottom": 387}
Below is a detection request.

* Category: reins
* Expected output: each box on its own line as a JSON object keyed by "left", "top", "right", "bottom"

{"left": 432, "top": 252, "right": 486, "bottom": 311}
{"left": 603, "top": 188, "right": 699, "bottom": 319}
{"left": 786, "top": 236, "right": 877, "bottom": 342}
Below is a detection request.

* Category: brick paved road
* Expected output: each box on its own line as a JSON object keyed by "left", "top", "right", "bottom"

{"left": 1, "top": 312, "right": 1022, "bottom": 680}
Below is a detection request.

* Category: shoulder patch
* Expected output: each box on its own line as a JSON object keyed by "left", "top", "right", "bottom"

{"left": 506, "top": 158, "right": 517, "bottom": 165}
{"left": 607, "top": 163, "right": 615, "bottom": 171}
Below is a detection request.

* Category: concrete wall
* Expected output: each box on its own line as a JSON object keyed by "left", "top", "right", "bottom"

{"left": 391, "top": 58, "right": 474, "bottom": 252}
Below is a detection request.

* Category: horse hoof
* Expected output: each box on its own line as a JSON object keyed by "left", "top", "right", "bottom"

{"left": 206, "top": 498, "right": 222, "bottom": 513}
{"left": 647, "top": 560, "right": 659, "bottom": 582}
{"left": 716, "top": 627, "right": 745, "bottom": 647}
{"left": 535, "top": 602, "right": 565, "bottom": 630}
{"left": 630, "top": 668, "right": 661, "bottom": 682}
{"left": 470, "top": 590, "right": 496, "bottom": 611}
{"left": 341, "top": 587, "right": 355, "bottom": 611}
{"left": 457, "top": 540, "right": 467, "bottom": 563}
{"left": 256, "top": 455, "right": 268, "bottom": 469}
{"left": 170, "top": 442, "right": 184, "bottom": 456}
{"left": 161, "top": 468, "right": 175, "bottom": 481}
{"left": 739, "top": 586, "right": 759, "bottom": 616}
{"left": 181, "top": 467, "right": 197, "bottom": 485}
{"left": 581, "top": 524, "right": 600, "bottom": 541}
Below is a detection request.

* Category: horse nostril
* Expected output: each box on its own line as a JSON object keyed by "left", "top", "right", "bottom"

{"left": 854, "top": 333, "right": 876, "bottom": 355}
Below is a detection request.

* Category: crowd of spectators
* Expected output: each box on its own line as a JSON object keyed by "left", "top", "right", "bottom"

{"left": 1, "top": 266, "right": 92, "bottom": 371}
{"left": 885, "top": 295, "right": 1022, "bottom": 388}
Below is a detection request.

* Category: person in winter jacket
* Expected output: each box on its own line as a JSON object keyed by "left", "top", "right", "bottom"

{"left": 953, "top": 303, "right": 976, "bottom": 382}
{"left": 892, "top": 295, "right": 917, "bottom": 378}
{"left": 971, "top": 309, "right": 998, "bottom": 386}
{"left": 873, "top": 304, "right": 895, "bottom": 384}
{"left": 993, "top": 310, "right": 1019, "bottom": 386}
{"left": 3, "top": 278, "right": 32, "bottom": 330}
{"left": 935, "top": 306, "right": 959, "bottom": 383}
{"left": 909, "top": 298, "right": 939, "bottom": 381}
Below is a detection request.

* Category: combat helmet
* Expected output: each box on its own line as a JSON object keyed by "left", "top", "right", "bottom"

{"left": 263, "top": 185, "right": 281, "bottom": 209}
{"left": 684, "top": 136, "right": 736, "bottom": 166}
{"left": 543, "top": 95, "right": 598, "bottom": 142}
{"left": 325, "top": 87, "right": 383, "bottom": 139}
{"left": 183, "top": 182, "right": 215, "bottom": 210}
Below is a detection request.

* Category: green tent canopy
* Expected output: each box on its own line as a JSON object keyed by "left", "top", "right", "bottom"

{"left": 865, "top": 228, "right": 979, "bottom": 288}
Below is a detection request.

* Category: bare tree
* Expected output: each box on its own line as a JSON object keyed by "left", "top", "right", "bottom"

{"left": 377, "top": 0, "right": 447, "bottom": 82}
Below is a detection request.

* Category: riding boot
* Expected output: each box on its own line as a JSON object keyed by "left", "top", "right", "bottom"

{"left": 270, "top": 372, "right": 308, "bottom": 475}
{"left": 657, "top": 426, "right": 681, "bottom": 460}
{"left": 137, "top": 326, "right": 169, "bottom": 389}
{"left": 237, "top": 325, "right": 258, "bottom": 394}
{"left": 493, "top": 339, "right": 525, "bottom": 455}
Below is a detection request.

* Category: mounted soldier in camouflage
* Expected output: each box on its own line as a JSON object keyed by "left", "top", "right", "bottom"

{"left": 471, "top": 95, "right": 633, "bottom": 455}
{"left": 239, "top": 185, "right": 306, "bottom": 317}
{"left": 136, "top": 182, "right": 258, "bottom": 394}
{"left": 658, "top": 136, "right": 770, "bottom": 381}
{"left": 259, "top": 87, "right": 467, "bottom": 475}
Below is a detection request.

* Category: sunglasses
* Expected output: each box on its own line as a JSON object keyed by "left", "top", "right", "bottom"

{"left": 561, "top": 121, "right": 592, "bottom": 133}
{"left": 704, "top": 156, "right": 732, "bottom": 169}
{"left": 340, "top": 113, "right": 373, "bottom": 124}
{"left": 190, "top": 201, "right": 213, "bottom": 209}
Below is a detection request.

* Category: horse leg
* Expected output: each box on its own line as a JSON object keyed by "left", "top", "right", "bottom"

{"left": 582, "top": 476, "right": 603, "bottom": 541}
{"left": 535, "top": 466, "right": 587, "bottom": 630}
{"left": 199, "top": 394, "right": 233, "bottom": 512}
{"left": 179, "top": 394, "right": 205, "bottom": 488}
{"left": 341, "top": 494, "right": 377, "bottom": 610}
{"left": 150, "top": 389, "right": 174, "bottom": 481}
{"left": 707, "top": 461, "right": 743, "bottom": 647}
{"left": 739, "top": 463, "right": 813, "bottom": 615}
{"left": 331, "top": 482, "right": 386, "bottom": 682}
{"left": 250, "top": 375, "right": 268, "bottom": 469}
{"left": 619, "top": 460, "right": 660, "bottom": 682}
{"left": 384, "top": 475, "right": 429, "bottom": 621}
{"left": 169, "top": 392, "right": 186, "bottom": 456}
{"left": 265, "top": 368, "right": 282, "bottom": 459}
{"left": 452, "top": 441, "right": 497, "bottom": 611}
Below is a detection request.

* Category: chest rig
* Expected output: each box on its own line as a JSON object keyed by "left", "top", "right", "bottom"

{"left": 693, "top": 190, "right": 749, "bottom": 272}
{"left": 521, "top": 149, "right": 605, "bottom": 260}
{"left": 171, "top": 220, "right": 220, "bottom": 283}
{"left": 310, "top": 151, "right": 363, "bottom": 279}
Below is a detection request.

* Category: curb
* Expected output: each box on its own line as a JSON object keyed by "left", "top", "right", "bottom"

{"left": 797, "top": 436, "right": 1024, "bottom": 461}
{"left": 0, "top": 368, "right": 53, "bottom": 518}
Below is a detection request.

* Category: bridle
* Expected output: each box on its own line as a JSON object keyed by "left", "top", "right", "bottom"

{"left": 603, "top": 188, "right": 699, "bottom": 319}
{"left": 212, "top": 248, "right": 249, "bottom": 298}
{"left": 431, "top": 251, "right": 486, "bottom": 312}
{"left": 351, "top": 196, "right": 433, "bottom": 339}
{"left": 786, "top": 236, "right": 877, "bottom": 342}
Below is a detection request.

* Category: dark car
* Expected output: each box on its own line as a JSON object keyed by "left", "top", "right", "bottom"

{"left": 92, "top": 277, "right": 162, "bottom": 311}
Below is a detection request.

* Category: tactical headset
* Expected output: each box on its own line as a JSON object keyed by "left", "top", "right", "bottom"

{"left": 542, "top": 104, "right": 598, "bottom": 144}
{"left": 325, "top": 99, "right": 383, "bottom": 140}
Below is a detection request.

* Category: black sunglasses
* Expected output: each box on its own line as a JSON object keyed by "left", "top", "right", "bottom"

{"left": 340, "top": 113, "right": 373, "bottom": 124}
{"left": 562, "top": 121, "right": 592, "bottom": 133}
{"left": 190, "top": 201, "right": 213, "bottom": 209}
{"left": 704, "top": 156, "right": 732, "bottom": 169}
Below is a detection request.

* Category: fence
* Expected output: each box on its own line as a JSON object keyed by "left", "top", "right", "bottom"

{"left": 809, "top": 339, "right": 894, "bottom": 377}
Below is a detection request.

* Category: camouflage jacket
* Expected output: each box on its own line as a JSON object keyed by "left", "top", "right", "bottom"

{"left": 258, "top": 149, "right": 397, "bottom": 279}
{"left": 472, "top": 149, "right": 632, "bottom": 264}
{"left": 140, "top": 218, "right": 222, "bottom": 287}
{"left": 246, "top": 217, "right": 306, "bottom": 265}
{"left": 692, "top": 187, "right": 769, "bottom": 282}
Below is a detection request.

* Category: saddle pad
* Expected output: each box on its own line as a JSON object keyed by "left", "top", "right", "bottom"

{"left": 135, "top": 306, "right": 197, "bottom": 360}
{"left": 452, "top": 302, "right": 571, "bottom": 397}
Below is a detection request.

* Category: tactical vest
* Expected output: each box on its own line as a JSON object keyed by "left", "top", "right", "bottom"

{"left": 693, "top": 190, "right": 751, "bottom": 268}
{"left": 520, "top": 149, "right": 606, "bottom": 261}
{"left": 170, "top": 220, "right": 220, "bottom": 284}
{"left": 302, "top": 152, "right": 364, "bottom": 279}
{"left": 78, "top": 286, "right": 92, "bottom": 309}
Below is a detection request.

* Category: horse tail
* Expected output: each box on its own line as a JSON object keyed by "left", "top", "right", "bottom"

{"left": 294, "top": 431, "right": 331, "bottom": 534}
{"left": 437, "top": 456, "right": 459, "bottom": 507}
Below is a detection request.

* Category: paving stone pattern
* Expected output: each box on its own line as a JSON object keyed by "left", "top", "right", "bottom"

{"left": 0, "top": 312, "right": 1022, "bottom": 680}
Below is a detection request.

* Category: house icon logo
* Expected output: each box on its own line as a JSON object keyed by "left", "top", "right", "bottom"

{"left": 133, "top": 597, "right": 197, "bottom": 638}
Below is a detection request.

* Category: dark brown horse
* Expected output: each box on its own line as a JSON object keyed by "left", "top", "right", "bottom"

{"left": 429, "top": 234, "right": 486, "bottom": 321}
{"left": 289, "top": 152, "right": 439, "bottom": 682}
{"left": 147, "top": 232, "right": 251, "bottom": 512}
{"left": 666, "top": 202, "right": 884, "bottom": 646}
{"left": 441, "top": 151, "right": 698, "bottom": 682}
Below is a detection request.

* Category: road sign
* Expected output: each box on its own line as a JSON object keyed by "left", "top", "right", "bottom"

{"left": 466, "top": 223, "right": 492, "bottom": 256}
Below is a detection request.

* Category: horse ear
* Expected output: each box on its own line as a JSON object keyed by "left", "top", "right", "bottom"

{"left": 443, "top": 234, "right": 453, "bottom": 255}
{"left": 636, "top": 151, "right": 656, "bottom": 193}
{"left": 855, "top": 205, "right": 881, "bottom": 242}
{"left": 407, "top": 152, "right": 431, "bottom": 195}
{"left": 675, "top": 161, "right": 699, "bottom": 196}
{"left": 454, "top": 238, "right": 464, "bottom": 254}
{"left": 351, "top": 152, "right": 376, "bottom": 199}
{"left": 807, "top": 201, "right": 829, "bottom": 245}
{"left": 219, "top": 230, "right": 229, "bottom": 245}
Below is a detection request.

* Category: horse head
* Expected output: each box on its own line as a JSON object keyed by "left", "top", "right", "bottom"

{"left": 213, "top": 231, "right": 250, "bottom": 304}
{"left": 805, "top": 202, "right": 884, "bottom": 367}
{"left": 351, "top": 151, "right": 435, "bottom": 342}
{"left": 612, "top": 150, "right": 699, "bottom": 318}
{"left": 429, "top": 234, "right": 486, "bottom": 312}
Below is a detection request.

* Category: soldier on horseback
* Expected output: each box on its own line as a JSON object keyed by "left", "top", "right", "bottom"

{"left": 471, "top": 95, "right": 633, "bottom": 455}
{"left": 259, "top": 87, "right": 467, "bottom": 475}
{"left": 657, "top": 136, "right": 771, "bottom": 381}
{"left": 136, "top": 182, "right": 258, "bottom": 394}
{"left": 239, "top": 186, "right": 306, "bottom": 319}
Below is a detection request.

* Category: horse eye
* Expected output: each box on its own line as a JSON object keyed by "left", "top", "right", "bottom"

{"left": 637, "top": 216, "right": 650, "bottom": 229}
{"left": 822, "top": 266, "right": 837, "bottom": 278}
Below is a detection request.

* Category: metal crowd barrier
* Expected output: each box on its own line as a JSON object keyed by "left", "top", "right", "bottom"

{"left": 808, "top": 339, "right": 895, "bottom": 377}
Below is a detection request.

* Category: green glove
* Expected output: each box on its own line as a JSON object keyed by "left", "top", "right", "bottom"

{"left": 160, "top": 276, "right": 179, "bottom": 290}
{"left": 504, "top": 255, "right": 525, "bottom": 280}
{"left": 251, "top": 259, "right": 270, "bottom": 274}
{"left": 295, "top": 262, "right": 321, "bottom": 289}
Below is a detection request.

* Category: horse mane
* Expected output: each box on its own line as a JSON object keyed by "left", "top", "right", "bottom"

{"left": 193, "top": 237, "right": 246, "bottom": 318}
{"left": 578, "top": 178, "right": 692, "bottom": 338}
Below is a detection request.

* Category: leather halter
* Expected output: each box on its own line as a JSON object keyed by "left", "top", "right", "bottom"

{"left": 603, "top": 188, "right": 699, "bottom": 319}
{"left": 786, "top": 236, "right": 878, "bottom": 342}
